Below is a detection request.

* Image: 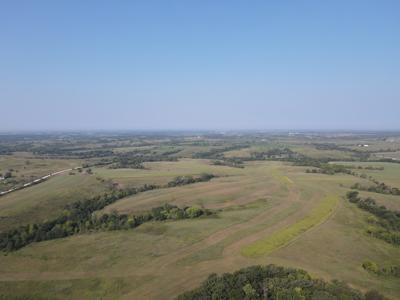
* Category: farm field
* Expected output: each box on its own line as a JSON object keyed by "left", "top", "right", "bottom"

{"left": 0, "top": 132, "right": 399, "bottom": 299}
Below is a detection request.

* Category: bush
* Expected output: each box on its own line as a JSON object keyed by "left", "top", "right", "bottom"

{"left": 185, "top": 206, "right": 203, "bottom": 218}
{"left": 365, "top": 290, "right": 388, "bottom": 300}
{"left": 362, "top": 261, "right": 379, "bottom": 274}
{"left": 362, "top": 260, "right": 400, "bottom": 278}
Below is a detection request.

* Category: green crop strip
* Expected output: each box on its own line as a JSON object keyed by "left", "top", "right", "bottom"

{"left": 241, "top": 195, "right": 339, "bottom": 257}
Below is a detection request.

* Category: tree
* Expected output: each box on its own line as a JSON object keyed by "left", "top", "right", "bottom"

{"left": 243, "top": 283, "right": 257, "bottom": 299}
{"left": 185, "top": 206, "right": 203, "bottom": 218}
{"left": 346, "top": 191, "right": 359, "bottom": 202}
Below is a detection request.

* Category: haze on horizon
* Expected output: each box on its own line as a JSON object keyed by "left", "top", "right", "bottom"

{"left": 1, "top": 1, "right": 399, "bottom": 131}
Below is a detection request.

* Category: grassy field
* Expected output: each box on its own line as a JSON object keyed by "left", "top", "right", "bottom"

{"left": 373, "top": 150, "right": 400, "bottom": 160}
{"left": 290, "top": 144, "right": 356, "bottom": 160}
{"left": 241, "top": 195, "right": 339, "bottom": 257}
{"left": 0, "top": 153, "right": 82, "bottom": 178}
{"left": 0, "top": 173, "right": 108, "bottom": 232}
{"left": 338, "top": 161, "right": 400, "bottom": 188}
{"left": 93, "top": 159, "right": 243, "bottom": 188}
{"left": 0, "top": 153, "right": 83, "bottom": 192}
{"left": 1, "top": 133, "right": 400, "bottom": 299}
{"left": 1, "top": 159, "right": 399, "bottom": 299}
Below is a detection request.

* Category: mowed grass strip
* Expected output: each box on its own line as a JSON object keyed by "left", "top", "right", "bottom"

{"left": 241, "top": 195, "right": 339, "bottom": 257}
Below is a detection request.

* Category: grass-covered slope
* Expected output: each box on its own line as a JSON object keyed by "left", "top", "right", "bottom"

{"left": 0, "top": 161, "right": 398, "bottom": 299}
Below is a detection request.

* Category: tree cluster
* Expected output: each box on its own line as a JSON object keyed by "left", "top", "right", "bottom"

{"left": 213, "top": 158, "right": 244, "bottom": 168}
{"left": 176, "top": 264, "right": 386, "bottom": 300}
{"left": 351, "top": 182, "right": 400, "bottom": 196}
{"left": 363, "top": 166, "right": 385, "bottom": 170}
{"left": 85, "top": 203, "right": 211, "bottom": 232}
{"left": 110, "top": 152, "right": 178, "bottom": 169}
{"left": 305, "top": 163, "right": 353, "bottom": 175}
{"left": 0, "top": 199, "right": 210, "bottom": 252}
{"left": 167, "top": 174, "right": 215, "bottom": 187}
{"left": 192, "top": 144, "right": 249, "bottom": 159}
{"left": 362, "top": 260, "right": 400, "bottom": 278}
{"left": 0, "top": 172, "right": 217, "bottom": 252}
{"left": 33, "top": 147, "right": 114, "bottom": 158}
{"left": 346, "top": 191, "right": 400, "bottom": 245}
{"left": 250, "top": 147, "right": 296, "bottom": 160}
{"left": 0, "top": 184, "right": 157, "bottom": 251}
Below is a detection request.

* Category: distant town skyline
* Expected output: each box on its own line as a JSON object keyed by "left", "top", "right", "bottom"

{"left": 1, "top": 1, "right": 399, "bottom": 130}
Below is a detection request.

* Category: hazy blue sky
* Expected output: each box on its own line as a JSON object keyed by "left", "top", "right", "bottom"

{"left": 1, "top": 1, "right": 399, "bottom": 131}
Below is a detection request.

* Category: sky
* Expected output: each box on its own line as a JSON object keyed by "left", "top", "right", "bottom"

{"left": 0, "top": 1, "right": 399, "bottom": 131}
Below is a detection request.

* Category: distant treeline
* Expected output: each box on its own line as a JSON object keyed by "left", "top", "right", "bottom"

{"left": 249, "top": 147, "right": 296, "bottom": 160}
{"left": 206, "top": 147, "right": 386, "bottom": 170}
{"left": 312, "top": 143, "right": 371, "bottom": 159}
{"left": 296, "top": 156, "right": 370, "bottom": 176}
{"left": 167, "top": 174, "right": 215, "bottom": 187}
{"left": 176, "top": 264, "right": 386, "bottom": 300}
{"left": 0, "top": 173, "right": 216, "bottom": 252}
{"left": 371, "top": 158, "right": 400, "bottom": 164}
{"left": 356, "top": 165, "right": 385, "bottom": 170}
{"left": 313, "top": 142, "right": 354, "bottom": 152}
{"left": 0, "top": 143, "right": 35, "bottom": 155}
{"left": 33, "top": 146, "right": 114, "bottom": 158}
{"left": 212, "top": 158, "right": 244, "bottom": 168}
{"left": 8, "top": 143, "right": 182, "bottom": 161}
{"left": 109, "top": 152, "right": 178, "bottom": 169}
{"left": 305, "top": 164, "right": 353, "bottom": 175}
{"left": 208, "top": 147, "right": 302, "bottom": 165}
{"left": 192, "top": 144, "right": 250, "bottom": 159}
{"left": 346, "top": 191, "right": 400, "bottom": 245}
{"left": 303, "top": 161, "right": 388, "bottom": 181}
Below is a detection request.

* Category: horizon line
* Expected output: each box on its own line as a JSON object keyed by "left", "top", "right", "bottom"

{"left": 1, "top": 128, "right": 400, "bottom": 134}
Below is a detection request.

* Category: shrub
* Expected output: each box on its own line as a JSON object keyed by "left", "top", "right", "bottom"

{"left": 362, "top": 261, "right": 379, "bottom": 274}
